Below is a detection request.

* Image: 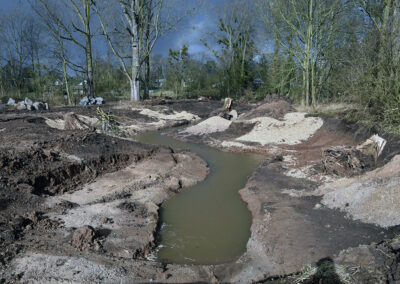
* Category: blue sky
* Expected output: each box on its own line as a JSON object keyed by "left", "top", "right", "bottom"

{"left": 0, "top": 0, "right": 20, "bottom": 10}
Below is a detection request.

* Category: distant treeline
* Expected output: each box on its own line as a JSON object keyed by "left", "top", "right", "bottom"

{"left": 0, "top": 0, "right": 399, "bottom": 125}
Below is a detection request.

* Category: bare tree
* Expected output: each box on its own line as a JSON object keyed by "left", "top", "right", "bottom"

{"left": 0, "top": 9, "right": 30, "bottom": 94}
{"left": 29, "top": 0, "right": 75, "bottom": 104}
{"left": 35, "top": 0, "right": 96, "bottom": 99}
{"left": 24, "top": 14, "right": 46, "bottom": 97}
{"left": 93, "top": 0, "right": 193, "bottom": 101}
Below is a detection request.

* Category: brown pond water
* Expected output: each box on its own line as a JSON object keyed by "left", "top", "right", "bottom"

{"left": 135, "top": 131, "right": 263, "bottom": 265}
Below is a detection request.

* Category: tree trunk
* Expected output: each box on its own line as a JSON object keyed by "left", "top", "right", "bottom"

{"left": 143, "top": 55, "right": 150, "bottom": 99}
{"left": 143, "top": 2, "right": 152, "bottom": 100}
{"left": 131, "top": 0, "right": 140, "bottom": 101}
{"left": 377, "top": 0, "right": 393, "bottom": 100}
{"left": 62, "top": 56, "right": 72, "bottom": 105}
{"left": 130, "top": 78, "right": 140, "bottom": 102}
{"left": 304, "top": 0, "right": 313, "bottom": 106}
{"left": 85, "top": 0, "right": 94, "bottom": 99}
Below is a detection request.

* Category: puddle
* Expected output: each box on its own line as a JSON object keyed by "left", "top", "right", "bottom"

{"left": 135, "top": 132, "right": 263, "bottom": 265}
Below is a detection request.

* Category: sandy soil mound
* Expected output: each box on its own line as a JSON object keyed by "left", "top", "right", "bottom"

{"left": 316, "top": 155, "right": 400, "bottom": 227}
{"left": 182, "top": 116, "right": 232, "bottom": 135}
{"left": 45, "top": 113, "right": 99, "bottom": 130}
{"left": 136, "top": 107, "right": 200, "bottom": 122}
{"left": 236, "top": 112, "right": 323, "bottom": 145}
{"left": 241, "top": 101, "right": 293, "bottom": 120}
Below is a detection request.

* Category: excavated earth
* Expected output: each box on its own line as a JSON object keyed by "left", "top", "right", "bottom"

{"left": 0, "top": 99, "right": 400, "bottom": 283}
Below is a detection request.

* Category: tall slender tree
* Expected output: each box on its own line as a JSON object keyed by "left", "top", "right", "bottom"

{"left": 35, "top": 0, "right": 96, "bottom": 99}
{"left": 94, "top": 0, "right": 193, "bottom": 101}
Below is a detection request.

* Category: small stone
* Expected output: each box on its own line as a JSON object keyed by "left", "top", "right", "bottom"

{"left": 0, "top": 230, "right": 16, "bottom": 242}
{"left": 228, "top": 110, "right": 238, "bottom": 121}
{"left": 32, "top": 102, "right": 46, "bottom": 111}
{"left": 79, "top": 96, "right": 90, "bottom": 106}
{"left": 390, "top": 242, "right": 400, "bottom": 251}
{"left": 16, "top": 101, "right": 27, "bottom": 110}
{"left": 24, "top": 98, "right": 33, "bottom": 105}
{"left": 16, "top": 184, "right": 34, "bottom": 194}
{"left": 56, "top": 259, "right": 66, "bottom": 266}
{"left": 7, "top": 98, "right": 16, "bottom": 105}
{"left": 314, "top": 203, "right": 322, "bottom": 209}
{"left": 94, "top": 97, "right": 105, "bottom": 105}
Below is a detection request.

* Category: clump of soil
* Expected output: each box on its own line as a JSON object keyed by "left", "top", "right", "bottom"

{"left": 71, "top": 226, "right": 101, "bottom": 251}
{"left": 322, "top": 146, "right": 376, "bottom": 177}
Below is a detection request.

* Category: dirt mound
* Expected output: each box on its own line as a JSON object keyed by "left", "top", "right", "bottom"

{"left": 0, "top": 133, "right": 154, "bottom": 196}
{"left": 241, "top": 101, "right": 293, "bottom": 120}
{"left": 182, "top": 116, "right": 232, "bottom": 135}
{"left": 45, "top": 112, "right": 99, "bottom": 130}
{"left": 236, "top": 112, "right": 323, "bottom": 146}
{"left": 317, "top": 155, "right": 400, "bottom": 227}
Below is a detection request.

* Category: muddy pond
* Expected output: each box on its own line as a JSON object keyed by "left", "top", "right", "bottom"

{"left": 135, "top": 131, "right": 264, "bottom": 265}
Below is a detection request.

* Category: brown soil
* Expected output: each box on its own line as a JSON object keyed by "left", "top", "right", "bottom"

{"left": 0, "top": 105, "right": 214, "bottom": 282}
{"left": 1, "top": 100, "right": 400, "bottom": 283}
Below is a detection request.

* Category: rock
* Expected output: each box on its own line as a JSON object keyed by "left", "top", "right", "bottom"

{"left": 356, "top": 134, "right": 386, "bottom": 160}
{"left": 0, "top": 230, "right": 16, "bottom": 242}
{"left": 101, "top": 217, "right": 110, "bottom": 224}
{"left": 32, "top": 102, "right": 46, "bottom": 111}
{"left": 26, "top": 104, "right": 32, "bottom": 111}
{"left": 16, "top": 101, "right": 27, "bottom": 110}
{"left": 390, "top": 241, "right": 400, "bottom": 251}
{"left": 7, "top": 98, "right": 15, "bottom": 105}
{"left": 80, "top": 96, "right": 90, "bottom": 106}
{"left": 228, "top": 110, "right": 238, "bottom": 121}
{"left": 24, "top": 98, "right": 33, "bottom": 106}
{"left": 94, "top": 97, "right": 105, "bottom": 105}
{"left": 71, "top": 225, "right": 96, "bottom": 250}
{"left": 80, "top": 96, "right": 105, "bottom": 106}
{"left": 16, "top": 184, "right": 34, "bottom": 194}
